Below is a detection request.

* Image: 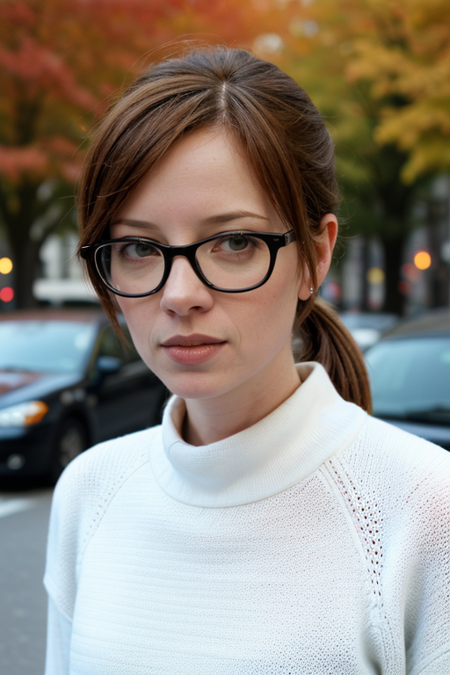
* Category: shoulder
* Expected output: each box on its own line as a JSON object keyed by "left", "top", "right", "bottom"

{"left": 354, "top": 417, "right": 450, "bottom": 484}
{"left": 330, "top": 413, "right": 450, "bottom": 545}
{"left": 54, "top": 424, "right": 162, "bottom": 520}
{"left": 61, "top": 424, "right": 160, "bottom": 488}
{"left": 44, "top": 425, "right": 161, "bottom": 619}
{"left": 339, "top": 414, "right": 450, "bottom": 484}
{"left": 327, "top": 414, "right": 450, "bottom": 551}
{"left": 327, "top": 416, "right": 450, "bottom": 666}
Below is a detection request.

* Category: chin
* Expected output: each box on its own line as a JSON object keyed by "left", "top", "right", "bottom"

{"left": 158, "top": 369, "right": 239, "bottom": 402}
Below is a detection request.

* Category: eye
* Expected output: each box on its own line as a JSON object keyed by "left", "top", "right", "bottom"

{"left": 120, "top": 241, "right": 160, "bottom": 259}
{"left": 213, "top": 234, "right": 260, "bottom": 254}
{"left": 224, "top": 235, "right": 250, "bottom": 252}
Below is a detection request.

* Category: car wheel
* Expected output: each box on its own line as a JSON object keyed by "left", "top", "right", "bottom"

{"left": 50, "top": 418, "right": 87, "bottom": 483}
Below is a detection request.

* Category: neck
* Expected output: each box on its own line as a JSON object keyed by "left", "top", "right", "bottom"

{"left": 183, "top": 358, "right": 301, "bottom": 446}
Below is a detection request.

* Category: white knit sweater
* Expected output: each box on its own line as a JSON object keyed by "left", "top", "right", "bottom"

{"left": 44, "top": 362, "right": 450, "bottom": 674}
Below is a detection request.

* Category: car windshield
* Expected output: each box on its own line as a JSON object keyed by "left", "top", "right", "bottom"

{"left": 340, "top": 313, "right": 398, "bottom": 331}
{"left": 365, "top": 336, "right": 450, "bottom": 424}
{"left": 0, "top": 321, "right": 97, "bottom": 374}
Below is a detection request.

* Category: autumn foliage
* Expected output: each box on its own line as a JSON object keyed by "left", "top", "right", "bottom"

{"left": 0, "top": 0, "right": 449, "bottom": 310}
{"left": 0, "top": 0, "right": 288, "bottom": 185}
{"left": 266, "top": 0, "right": 450, "bottom": 312}
{"left": 0, "top": 0, "right": 292, "bottom": 306}
{"left": 323, "top": 0, "right": 450, "bottom": 183}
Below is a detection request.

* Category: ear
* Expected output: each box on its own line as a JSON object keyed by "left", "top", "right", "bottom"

{"left": 298, "top": 213, "right": 338, "bottom": 301}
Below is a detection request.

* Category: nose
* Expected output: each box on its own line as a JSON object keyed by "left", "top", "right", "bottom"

{"left": 159, "top": 255, "right": 214, "bottom": 316}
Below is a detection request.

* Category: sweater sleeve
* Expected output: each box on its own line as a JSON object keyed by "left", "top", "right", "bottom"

{"left": 402, "top": 445, "right": 450, "bottom": 674}
{"left": 43, "top": 458, "right": 86, "bottom": 620}
{"left": 43, "top": 429, "right": 155, "bottom": 619}
{"left": 44, "top": 597, "right": 72, "bottom": 675}
{"left": 332, "top": 418, "right": 450, "bottom": 675}
{"left": 416, "top": 651, "right": 450, "bottom": 675}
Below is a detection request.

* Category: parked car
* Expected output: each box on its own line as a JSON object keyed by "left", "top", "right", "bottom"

{"left": 0, "top": 309, "right": 168, "bottom": 483}
{"left": 340, "top": 311, "right": 399, "bottom": 352}
{"left": 365, "top": 308, "right": 450, "bottom": 451}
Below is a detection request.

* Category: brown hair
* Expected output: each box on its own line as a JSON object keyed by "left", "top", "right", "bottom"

{"left": 78, "top": 46, "right": 371, "bottom": 412}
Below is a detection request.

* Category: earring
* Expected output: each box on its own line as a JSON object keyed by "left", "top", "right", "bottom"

{"left": 309, "top": 287, "right": 314, "bottom": 294}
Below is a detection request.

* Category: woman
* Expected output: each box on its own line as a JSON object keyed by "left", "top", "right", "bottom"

{"left": 44, "top": 47, "right": 450, "bottom": 674}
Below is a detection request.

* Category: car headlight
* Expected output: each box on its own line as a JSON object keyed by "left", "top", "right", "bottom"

{"left": 0, "top": 401, "right": 49, "bottom": 427}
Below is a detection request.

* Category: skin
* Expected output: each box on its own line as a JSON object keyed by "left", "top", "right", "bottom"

{"left": 112, "top": 127, "right": 337, "bottom": 446}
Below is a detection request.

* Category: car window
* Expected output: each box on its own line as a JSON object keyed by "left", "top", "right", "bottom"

{"left": 340, "top": 313, "right": 398, "bottom": 331}
{"left": 366, "top": 337, "right": 450, "bottom": 422}
{"left": 96, "top": 324, "right": 140, "bottom": 364}
{"left": 0, "top": 321, "right": 97, "bottom": 373}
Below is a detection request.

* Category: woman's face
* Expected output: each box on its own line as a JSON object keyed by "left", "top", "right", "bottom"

{"left": 112, "top": 128, "right": 318, "bottom": 406}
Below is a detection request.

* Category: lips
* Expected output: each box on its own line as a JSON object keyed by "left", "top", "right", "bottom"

{"left": 161, "top": 334, "right": 224, "bottom": 347}
{"left": 160, "top": 334, "right": 226, "bottom": 365}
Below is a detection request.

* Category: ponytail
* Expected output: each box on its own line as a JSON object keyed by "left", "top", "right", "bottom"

{"left": 293, "top": 297, "right": 372, "bottom": 413}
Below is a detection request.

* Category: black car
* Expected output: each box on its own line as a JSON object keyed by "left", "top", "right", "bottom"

{"left": 0, "top": 309, "right": 168, "bottom": 483}
{"left": 365, "top": 308, "right": 450, "bottom": 451}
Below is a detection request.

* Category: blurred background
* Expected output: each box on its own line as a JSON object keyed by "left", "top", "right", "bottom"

{"left": 0, "top": 0, "right": 449, "bottom": 318}
{"left": 1, "top": 3, "right": 450, "bottom": 673}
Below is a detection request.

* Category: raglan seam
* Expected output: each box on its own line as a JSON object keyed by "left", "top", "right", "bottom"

{"left": 44, "top": 428, "right": 161, "bottom": 620}
{"left": 323, "top": 454, "right": 397, "bottom": 670}
{"left": 75, "top": 446, "right": 154, "bottom": 580}
{"left": 413, "top": 645, "right": 450, "bottom": 675}
{"left": 43, "top": 576, "right": 74, "bottom": 624}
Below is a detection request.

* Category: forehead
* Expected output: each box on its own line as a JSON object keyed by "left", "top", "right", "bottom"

{"left": 115, "top": 127, "right": 274, "bottom": 227}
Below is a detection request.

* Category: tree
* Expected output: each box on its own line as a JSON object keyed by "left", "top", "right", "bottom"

{"left": 270, "top": 0, "right": 450, "bottom": 314}
{"left": 345, "top": 0, "right": 450, "bottom": 184}
{"left": 0, "top": 0, "right": 288, "bottom": 308}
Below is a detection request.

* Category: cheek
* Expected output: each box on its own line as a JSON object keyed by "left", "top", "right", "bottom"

{"left": 268, "top": 273, "right": 301, "bottom": 334}
{"left": 233, "top": 276, "right": 300, "bottom": 349}
{"left": 116, "top": 297, "right": 156, "bottom": 354}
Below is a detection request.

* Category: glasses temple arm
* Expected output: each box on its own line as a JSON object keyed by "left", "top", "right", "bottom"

{"left": 284, "top": 230, "right": 296, "bottom": 245}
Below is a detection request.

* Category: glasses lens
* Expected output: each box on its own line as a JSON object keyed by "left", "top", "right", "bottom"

{"left": 196, "top": 234, "right": 271, "bottom": 290}
{"left": 97, "top": 241, "right": 164, "bottom": 295}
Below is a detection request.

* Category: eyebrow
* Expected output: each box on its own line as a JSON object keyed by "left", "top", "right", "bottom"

{"left": 112, "top": 210, "right": 270, "bottom": 230}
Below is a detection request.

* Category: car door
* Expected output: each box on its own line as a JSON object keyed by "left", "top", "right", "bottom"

{"left": 89, "top": 323, "right": 168, "bottom": 443}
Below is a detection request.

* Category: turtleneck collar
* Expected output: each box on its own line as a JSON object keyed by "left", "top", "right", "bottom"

{"left": 149, "top": 362, "right": 367, "bottom": 508}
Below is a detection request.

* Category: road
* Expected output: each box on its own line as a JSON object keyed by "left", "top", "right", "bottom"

{"left": 0, "top": 488, "right": 53, "bottom": 675}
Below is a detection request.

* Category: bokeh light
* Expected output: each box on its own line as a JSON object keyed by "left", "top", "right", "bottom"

{"left": 366, "top": 267, "right": 385, "bottom": 284}
{"left": 0, "top": 287, "right": 14, "bottom": 302}
{"left": 0, "top": 257, "right": 13, "bottom": 275}
{"left": 413, "top": 251, "right": 431, "bottom": 270}
{"left": 401, "top": 263, "right": 420, "bottom": 282}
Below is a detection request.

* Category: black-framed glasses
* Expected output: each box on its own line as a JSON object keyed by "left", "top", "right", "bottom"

{"left": 80, "top": 229, "right": 296, "bottom": 297}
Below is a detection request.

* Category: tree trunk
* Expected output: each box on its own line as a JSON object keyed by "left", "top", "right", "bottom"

{"left": 427, "top": 200, "right": 449, "bottom": 308}
{"left": 381, "top": 234, "right": 406, "bottom": 315}
{"left": 8, "top": 237, "right": 41, "bottom": 309}
{"left": 0, "top": 179, "right": 73, "bottom": 309}
{"left": 361, "top": 237, "right": 371, "bottom": 311}
{"left": 2, "top": 182, "right": 39, "bottom": 309}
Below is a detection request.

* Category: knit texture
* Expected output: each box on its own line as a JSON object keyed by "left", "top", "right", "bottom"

{"left": 44, "top": 363, "right": 450, "bottom": 674}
